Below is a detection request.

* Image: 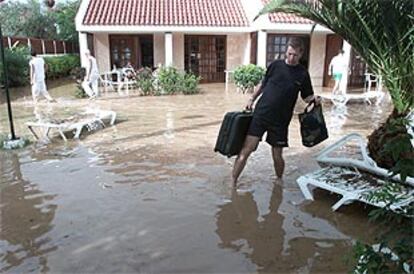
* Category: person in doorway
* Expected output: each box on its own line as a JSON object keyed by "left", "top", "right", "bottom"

{"left": 232, "top": 37, "right": 320, "bottom": 186}
{"left": 83, "top": 49, "right": 100, "bottom": 99}
{"left": 29, "top": 50, "right": 56, "bottom": 103}
{"left": 328, "top": 49, "right": 347, "bottom": 95}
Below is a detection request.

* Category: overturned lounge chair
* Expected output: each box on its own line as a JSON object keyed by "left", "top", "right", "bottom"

{"left": 297, "top": 133, "right": 414, "bottom": 211}
{"left": 27, "top": 109, "right": 117, "bottom": 141}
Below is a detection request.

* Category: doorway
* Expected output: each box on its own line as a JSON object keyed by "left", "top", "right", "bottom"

{"left": 184, "top": 35, "right": 226, "bottom": 83}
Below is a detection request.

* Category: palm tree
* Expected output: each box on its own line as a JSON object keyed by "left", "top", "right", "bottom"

{"left": 257, "top": 0, "right": 414, "bottom": 180}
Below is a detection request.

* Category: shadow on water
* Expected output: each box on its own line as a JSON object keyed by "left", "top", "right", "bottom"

{"left": 0, "top": 152, "right": 57, "bottom": 273}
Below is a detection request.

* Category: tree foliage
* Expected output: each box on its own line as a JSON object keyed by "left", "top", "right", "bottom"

{"left": 0, "top": 0, "right": 80, "bottom": 42}
{"left": 52, "top": 0, "right": 81, "bottom": 42}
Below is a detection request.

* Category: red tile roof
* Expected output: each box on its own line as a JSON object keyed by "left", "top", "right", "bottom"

{"left": 268, "top": 12, "right": 313, "bottom": 24}
{"left": 83, "top": 0, "right": 249, "bottom": 27}
{"left": 261, "top": 0, "right": 313, "bottom": 24}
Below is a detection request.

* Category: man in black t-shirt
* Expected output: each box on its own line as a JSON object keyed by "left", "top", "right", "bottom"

{"left": 232, "top": 37, "right": 321, "bottom": 186}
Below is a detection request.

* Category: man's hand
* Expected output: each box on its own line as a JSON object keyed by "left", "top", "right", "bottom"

{"left": 314, "top": 95, "right": 322, "bottom": 105}
{"left": 245, "top": 97, "right": 254, "bottom": 110}
{"left": 305, "top": 95, "right": 321, "bottom": 105}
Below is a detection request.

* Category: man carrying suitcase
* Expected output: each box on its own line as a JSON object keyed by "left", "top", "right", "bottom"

{"left": 232, "top": 37, "right": 320, "bottom": 186}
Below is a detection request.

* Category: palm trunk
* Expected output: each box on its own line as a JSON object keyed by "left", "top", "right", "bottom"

{"left": 367, "top": 109, "right": 413, "bottom": 171}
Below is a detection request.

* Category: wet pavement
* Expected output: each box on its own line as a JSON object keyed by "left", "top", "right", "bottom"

{"left": 0, "top": 82, "right": 393, "bottom": 273}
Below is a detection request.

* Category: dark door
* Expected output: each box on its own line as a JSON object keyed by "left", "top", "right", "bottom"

{"left": 250, "top": 32, "right": 258, "bottom": 64}
{"left": 324, "top": 35, "right": 366, "bottom": 88}
{"left": 139, "top": 35, "right": 154, "bottom": 68}
{"left": 323, "top": 34, "right": 343, "bottom": 87}
{"left": 185, "top": 35, "right": 226, "bottom": 83}
{"left": 348, "top": 49, "right": 366, "bottom": 87}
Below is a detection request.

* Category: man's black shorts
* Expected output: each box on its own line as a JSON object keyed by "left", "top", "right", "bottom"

{"left": 247, "top": 116, "right": 288, "bottom": 147}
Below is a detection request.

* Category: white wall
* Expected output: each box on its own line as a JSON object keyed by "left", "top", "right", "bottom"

{"left": 173, "top": 33, "right": 185, "bottom": 71}
{"left": 153, "top": 33, "right": 165, "bottom": 67}
{"left": 226, "top": 33, "right": 251, "bottom": 70}
{"left": 308, "top": 33, "right": 327, "bottom": 87}
{"left": 94, "top": 33, "right": 111, "bottom": 73}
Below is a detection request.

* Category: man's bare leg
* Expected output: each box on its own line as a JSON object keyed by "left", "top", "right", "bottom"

{"left": 271, "top": 146, "right": 285, "bottom": 178}
{"left": 232, "top": 135, "right": 260, "bottom": 186}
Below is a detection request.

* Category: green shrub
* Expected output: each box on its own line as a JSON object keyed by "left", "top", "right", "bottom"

{"left": 233, "top": 64, "right": 266, "bottom": 93}
{"left": 156, "top": 66, "right": 181, "bottom": 95}
{"left": 44, "top": 54, "right": 80, "bottom": 79}
{"left": 0, "top": 46, "right": 30, "bottom": 87}
{"left": 180, "top": 72, "right": 201, "bottom": 95}
{"left": 135, "top": 67, "right": 155, "bottom": 96}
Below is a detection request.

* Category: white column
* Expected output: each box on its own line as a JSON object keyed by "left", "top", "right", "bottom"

{"left": 257, "top": 30, "right": 267, "bottom": 67}
{"left": 340, "top": 41, "right": 352, "bottom": 94}
{"left": 243, "top": 33, "right": 251, "bottom": 65}
{"left": 165, "top": 32, "right": 173, "bottom": 67}
{"left": 79, "top": 32, "right": 88, "bottom": 67}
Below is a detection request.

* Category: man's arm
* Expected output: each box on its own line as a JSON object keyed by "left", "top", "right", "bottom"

{"left": 301, "top": 71, "right": 321, "bottom": 105}
{"left": 245, "top": 84, "right": 263, "bottom": 110}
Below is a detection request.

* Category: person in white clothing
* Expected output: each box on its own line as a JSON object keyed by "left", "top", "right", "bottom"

{"left": 328, "top": 49, "right": 347, "bottom": 95}
{"left": 83, "top": 49, "right": 100, "bottom": 99}
{"left": 29, "top": 50, "right": 56, "bottom": 103}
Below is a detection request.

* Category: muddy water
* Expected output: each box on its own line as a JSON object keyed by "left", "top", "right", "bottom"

{"left": 1, "top": 83, "right": 393, "bottom": 273}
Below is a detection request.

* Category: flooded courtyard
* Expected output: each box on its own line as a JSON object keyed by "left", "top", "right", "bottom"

{"left": 1, "top": 82, "right": 393, "bottom": 273}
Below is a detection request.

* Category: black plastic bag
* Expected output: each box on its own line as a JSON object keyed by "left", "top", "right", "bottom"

{"left": 299, "top": 101, "right": 328, "bottom": 147}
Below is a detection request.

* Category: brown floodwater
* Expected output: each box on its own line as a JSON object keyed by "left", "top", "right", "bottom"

{"left": 0, "top": 82, "right": 393, "bottom": 273}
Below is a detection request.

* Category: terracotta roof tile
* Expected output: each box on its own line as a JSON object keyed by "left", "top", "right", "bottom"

{"left": 261, "top": 0, "right": 314, "bottom": 24}
{"left": 83, "top": 0, "right": 249, "bottom": 27}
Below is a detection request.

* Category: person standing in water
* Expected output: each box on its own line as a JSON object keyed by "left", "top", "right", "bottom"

{"left": 231, "top": 37, "right": 320, "bottom": 186}
{"left": 83, "top": 49, "right": 100, "bottom": 99}
{"left": 29, "top": 50, "right": 56, "bottom": 103}
{"left": 328, "top": 49, "right": 347, "bottom": 95}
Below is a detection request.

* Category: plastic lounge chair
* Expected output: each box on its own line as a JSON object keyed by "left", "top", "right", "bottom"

{"left": 315, "top": 133, "right": 414, "bottom": 186}
{"left": 297, "top": 166, "right": 414, "bottom": 211}
{"left": 27, "top": 110, "right": 116, "bottom": 141}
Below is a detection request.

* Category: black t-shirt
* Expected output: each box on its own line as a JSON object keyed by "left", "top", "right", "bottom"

{"left": 254, "top": 60, "right": 314, "bottom": 126}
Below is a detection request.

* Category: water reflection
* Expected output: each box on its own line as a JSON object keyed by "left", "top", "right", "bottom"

{"left": 0, "top": 152, "right": 57, "bottom": 272}
{"left": 216, "top": 184, "right": 285, "bottom": 272}
{"left": 215, "top": 183, "right": 351, "bottom": 272}
{"left": 327, "top": 104, "right": 348, "bottom": 131}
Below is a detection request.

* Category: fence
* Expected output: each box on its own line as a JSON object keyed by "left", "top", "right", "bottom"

{"left": 1, "top": 36, "right": 79, "bottom": 54}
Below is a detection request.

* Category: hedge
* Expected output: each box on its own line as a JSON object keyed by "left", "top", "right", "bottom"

{"left": 0, "top": 46, "right": 80, "bottom": 87}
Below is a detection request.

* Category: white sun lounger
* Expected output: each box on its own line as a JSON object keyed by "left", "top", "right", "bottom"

{"left": 297, "top": 166, "right": 414, "bottom": 211}
{"left": 297, "top": 132, "right": 414, "bottom": 211}
{"left": 27, "top": 110, "right": 117, "bottom": 141}
{"left": 315, "top": 133, "right": 414, "bottom": 186}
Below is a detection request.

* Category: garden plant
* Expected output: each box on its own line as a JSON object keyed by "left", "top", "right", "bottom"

{"left": 233, "top": 64, "right": 266, "bottom": 93}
